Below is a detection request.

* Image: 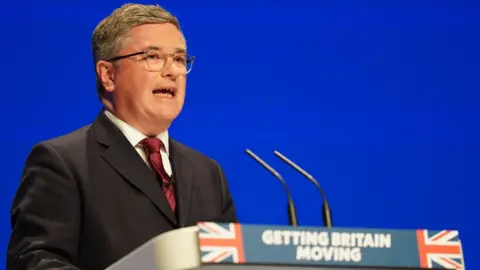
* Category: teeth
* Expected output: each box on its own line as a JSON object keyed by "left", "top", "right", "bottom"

{"left": 154, "top": 92, "right": 172, "bottom": 97}
{"left": 153, "top": 88, "right": 174, "bottom": 97}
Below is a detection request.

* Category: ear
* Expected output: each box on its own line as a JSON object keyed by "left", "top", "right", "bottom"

{"left": 96, "top": 60, "right": 116, "bottom": 93}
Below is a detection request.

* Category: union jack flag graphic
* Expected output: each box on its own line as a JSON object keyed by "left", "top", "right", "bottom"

{"left": 417, "top": 230, "right": 465, "bottom": 269}
{"left": 198, "top": 222, "right": 245, "bottom": 264}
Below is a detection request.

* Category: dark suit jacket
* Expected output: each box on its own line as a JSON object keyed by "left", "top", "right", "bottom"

{"left": 7, "top": 111, "right": 238, "bottom": 270}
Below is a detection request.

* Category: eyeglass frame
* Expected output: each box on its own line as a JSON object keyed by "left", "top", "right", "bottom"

{"left": 105, "top": 47, "right": 195, "bottom": 74}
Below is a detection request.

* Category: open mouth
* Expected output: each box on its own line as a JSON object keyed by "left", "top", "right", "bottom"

{"left": 153, "top": 88, "right": 176, "bottom": 97}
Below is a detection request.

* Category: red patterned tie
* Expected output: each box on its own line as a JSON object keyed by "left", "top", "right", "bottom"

{"left": 140, "top": 137, "right": 176, "bottom": 212}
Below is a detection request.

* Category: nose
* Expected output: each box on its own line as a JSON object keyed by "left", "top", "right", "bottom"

{"left": 161, "top": 55, "right": 176, "bottom": 78}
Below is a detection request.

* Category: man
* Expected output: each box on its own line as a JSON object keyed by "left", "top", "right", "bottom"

{"left": 7, "top": 3, "right": 237, "bottom": 270}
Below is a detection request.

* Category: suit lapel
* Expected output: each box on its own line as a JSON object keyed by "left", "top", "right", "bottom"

{"left": 93, "top": 111, "right": 177, "bottom": 226}
{"left": 170, "top": 140, "right": 195, "bottom": 227}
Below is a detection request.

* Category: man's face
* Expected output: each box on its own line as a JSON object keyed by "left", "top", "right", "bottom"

{"left": 103, "top": 23, "right": 187, "bottom": 134}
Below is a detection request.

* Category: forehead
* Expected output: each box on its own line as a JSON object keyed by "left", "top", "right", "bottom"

{"left": 125, "top": 23, "right": 186, "bottom": 51}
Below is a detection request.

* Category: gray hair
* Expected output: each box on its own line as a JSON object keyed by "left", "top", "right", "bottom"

{"left": 92, "top": 3, "right": 181, "bottom": 99}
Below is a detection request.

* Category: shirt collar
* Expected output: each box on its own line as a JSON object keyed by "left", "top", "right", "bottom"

{"left": 104, "top": 110, "right": 169, "bottom": 154}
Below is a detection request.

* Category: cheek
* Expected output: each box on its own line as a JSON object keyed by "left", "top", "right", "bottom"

{"left": 117, "top": 71, "right": 145, "bottom": 95}
{"left": 135, "top": 74, "right": 155, "bottom": 97}
{"left": 176, "top": 78, "right": 187, "bottom": 96}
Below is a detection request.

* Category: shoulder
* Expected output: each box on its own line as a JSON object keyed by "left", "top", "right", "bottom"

{"left": 43, "top": 125, "right": 92, "bottom": 150}
{"left": 25, "top": 125, "right": 92, "bottom": 167}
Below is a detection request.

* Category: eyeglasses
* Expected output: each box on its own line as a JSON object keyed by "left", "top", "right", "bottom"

{"left": 106, "top": 48, "right": 195, "bottom": 74}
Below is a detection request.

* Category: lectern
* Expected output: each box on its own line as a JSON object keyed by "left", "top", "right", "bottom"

{"left": 105, "top": 222, "right": 465, "bottom": 270}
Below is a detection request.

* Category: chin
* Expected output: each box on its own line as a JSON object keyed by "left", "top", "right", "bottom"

{"left": 155, "top": 111, "right": 180, "bottom": 122}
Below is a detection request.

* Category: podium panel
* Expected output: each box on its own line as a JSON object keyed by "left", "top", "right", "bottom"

{"left": 106, "top": 223, "right": 465, "bottom": 270}
{"left": 201, "top": 265, "right": 423, "bottom": 270}
{"left": 198, "top": 223, "right": 464, "bottom": 269}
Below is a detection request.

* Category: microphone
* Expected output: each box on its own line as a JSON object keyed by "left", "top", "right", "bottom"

{"left": 245, "top": 149, "right": 298, "bottom": 227}
{"left": 273, "top": 150, "right": 333, "bottom": 228}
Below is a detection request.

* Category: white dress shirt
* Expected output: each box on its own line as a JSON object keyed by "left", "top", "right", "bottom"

{"left": 104, "top": 110, "right": 172, "bottom": 177}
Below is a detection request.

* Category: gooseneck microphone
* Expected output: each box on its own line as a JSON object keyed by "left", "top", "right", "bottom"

{"left": 273, "top": 150, "right": 333, "bottom": 228}
{"left": 245, "top": 149, "right": 298, "bottom": 227}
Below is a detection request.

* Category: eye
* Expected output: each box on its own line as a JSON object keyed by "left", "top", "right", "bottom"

{"left": 145, "top": 51, "right": 162, "bottom": 60}
{"left": 174, "top": 55, "right": 186, "bottom": 65}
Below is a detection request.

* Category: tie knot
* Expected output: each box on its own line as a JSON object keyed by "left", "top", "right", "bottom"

{"left": 140, "top": 137, "right": 164, "bottom": 154}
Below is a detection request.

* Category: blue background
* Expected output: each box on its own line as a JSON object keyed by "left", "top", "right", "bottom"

{"left": 1, "top": 0, "right": 478, "bottom": 269}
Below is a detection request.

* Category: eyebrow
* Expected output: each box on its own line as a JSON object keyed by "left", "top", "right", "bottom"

{"left": 146, "top": 45, "right": 186, "bottom": 53}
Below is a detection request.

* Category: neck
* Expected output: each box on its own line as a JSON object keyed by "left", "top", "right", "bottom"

{"left": 102, "top": 99, "right": 170, "bottom": 136}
